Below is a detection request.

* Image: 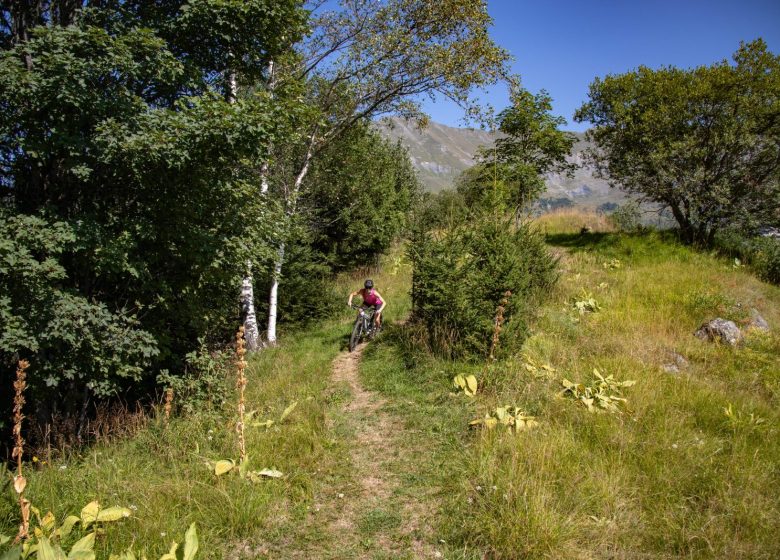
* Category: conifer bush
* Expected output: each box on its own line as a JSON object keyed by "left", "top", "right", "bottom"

{"left": 409, "top": 214, "right": 557, "bottom": 359}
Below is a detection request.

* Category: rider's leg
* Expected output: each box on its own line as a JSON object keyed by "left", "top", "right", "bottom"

{"left": 374, "top": 309, "right": 382, "bottom": 329}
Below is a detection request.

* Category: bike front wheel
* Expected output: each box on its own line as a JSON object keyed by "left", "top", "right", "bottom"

{"left": 349, "top": 319, "right": 363, "bottom": 352}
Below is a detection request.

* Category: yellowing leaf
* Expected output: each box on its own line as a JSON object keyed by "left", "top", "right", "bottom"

{"left": 80, "top": 502, "right": 99, "bottom": 527}
{"left": 41, "top": 511, "right": 56, "bottom": 532}
{"left": 69, "top": 532, "right": 95, "bottom": 555}
{"left": 96, "top": 507, "right": 131, "bottom": 522}
{"left": 35, "top": 537, "right": 64, "bottom": 560}
{"left": 257, "top": 469, "right": 284, "bottom": 478}
{"left": 465, "top": 375, "right": 478, "bottom": 396}
{"left": 182, "top": 523, "right": 198, "bottom": 560}
{"left": 67, "top": 551, "right": 95, "bottom": 560}
{"left": 214, "top": 460, "right": 234, "bottom": 476}
{"left": 56, "top": 516, "right": 80, "bottom": 540}
{"left": 158, "top": 541, "right": 178, "bottom": 560}
{"left": 279, "top": 401, "right": 298, "bottom": 422}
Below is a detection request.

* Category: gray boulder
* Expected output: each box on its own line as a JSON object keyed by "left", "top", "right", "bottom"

{"left": 694, "top": 318, "right": 743, "bottom": 346}
{"left": 747, "top": 309, "right": 770, "bottom": 332}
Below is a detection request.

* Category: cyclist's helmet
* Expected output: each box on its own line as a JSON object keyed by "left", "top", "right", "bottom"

{"left": 364, "top": 279, "right": 374, "bottom": 289}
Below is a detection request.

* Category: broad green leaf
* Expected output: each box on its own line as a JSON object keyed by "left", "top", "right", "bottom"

{"left": 36, "top": 538, "right": 66, "bottom": 560}
{"left": 80, "top": 502, "right": 99, "bottom": 527}
{"left": 494, "top": 407, "right": 507, "bottom": 421}
{"left": 56, "top": 516, "right": 80, "bottom": 540}
{"left": 182, "top": 523, "right": 198, "bottom": 560}
{"left": 67, "top": 552, "right": 95, "bottom": 560}
{"left": 453, "top": 374, "right": 465, "bottom": 389}
{"left": 96, "top": 506, "right": 131, "bottom": 522}
{"left": 69, "top": 532, "right": 95, "bottom": 555}
{"left": 279, "top": 401, "right": 298, "bottom": 422}
{"left": 0, "top": 536, "right": 11, "bottom": 545}
{"left": 483, "top": 417, "right": 497, "bottom": 430}
{"left": 214, "top": 460, "right": 234, "bottom": 476}
{"left": 0, "top": 546, "right": 21, "bottom": 560}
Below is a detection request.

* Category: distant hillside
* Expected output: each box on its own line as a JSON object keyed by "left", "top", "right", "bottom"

{"left": 377, "top": 117, "right": 626, "bottom": 210}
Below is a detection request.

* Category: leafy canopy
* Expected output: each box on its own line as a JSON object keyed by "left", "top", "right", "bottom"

{"left": 575, "top": 39, "right": 780, "bottom": 245}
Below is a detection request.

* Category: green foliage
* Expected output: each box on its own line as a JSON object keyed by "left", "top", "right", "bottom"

{"left": 576, "top": 39, "right": 780, "bottom": 246}
{"left": 458, "top": 88, "right": 575, "bottom": 211}
{"left": 0, "top": 500, "right": 197, "bottom": 560}
{"left": 0, "top": 2, "right": 303, "bottom": 422}
{"left": 752, "top": 238, "right": 780, "bottom": 284}
{"left": 156, "top": 345, "right": 234, "bottom": 417}
{"left": 469, "top": 405, "right": 538, "bottom": 432}
{"left": 608, "top": 202, "right": 642, "bottom": 232}
{"left": 0, "top": 211, "right": 157, "bottom": 403}
{"left": 302, "top": 122, "right": 422, "bottom": 270}
{"left": 410, "top": 215, "right": 557, "bottom": 359}
{"left": 714, "top": 227, "right": 780, "bottom": 285}
{"left": 560, "top": 369, "right": 636, "bottom": 414}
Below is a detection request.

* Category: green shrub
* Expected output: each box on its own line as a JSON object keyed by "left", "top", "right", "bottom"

{"left": 409, "top": 215, "right": 557, "bottom": 360}
{"left": 608, "top": 201, "right": 642, "bottom": 232}
{"left": 752, "top": 237, "right": 780, "bottom": 284}
{"left": 714, "top": 228, "right": 780, "bottom": 285}
{"left": 157, "top": 343, "right": 234, "bottom": 416}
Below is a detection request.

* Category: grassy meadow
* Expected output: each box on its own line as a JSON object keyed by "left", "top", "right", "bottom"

{"left": 2, "top": 211, "right": 779, "bottom": 559}
{"left": 360, "top": 210, "right": 780, "bottom": 559}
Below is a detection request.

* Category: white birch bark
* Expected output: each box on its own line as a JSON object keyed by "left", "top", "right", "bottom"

{"left": 227, "top": 69, "right": 260, "bottom": 351}
{"left": 265, "top": 140, "right": 315, "bottom": 345}
{"left": 261, "top": 61, "right": 275, "bottom": 195}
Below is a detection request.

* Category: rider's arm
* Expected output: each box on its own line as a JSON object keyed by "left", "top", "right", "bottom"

{"left": 374, "top": 290, "right": 387, "bottom": 313}
{"left": 347, "top": 289, "right": 361, "bottom": 306}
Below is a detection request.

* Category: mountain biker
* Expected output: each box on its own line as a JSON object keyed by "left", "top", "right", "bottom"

{"left": 348, "top": 279, "right": 386, "bottom": 330}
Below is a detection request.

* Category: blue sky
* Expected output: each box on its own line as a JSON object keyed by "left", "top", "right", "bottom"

{"left": 422, "top": 0, "right": 780, "bottom": 131}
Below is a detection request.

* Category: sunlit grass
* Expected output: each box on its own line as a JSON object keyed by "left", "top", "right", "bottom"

{"left": 361, "top": 212, "right": 780, "bottom": 559}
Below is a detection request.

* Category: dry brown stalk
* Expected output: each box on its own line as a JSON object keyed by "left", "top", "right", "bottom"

{"left": 164, "top": 387, "right": 174, "bottom": 421}
{"left": 12, "top": 359, "right": 30, "bottom": 543}
{"left": 235, "top": 326, "right": 248, "bottom": 463}
{"left": 488, "top": 291, "right": 512, "bottom": 363}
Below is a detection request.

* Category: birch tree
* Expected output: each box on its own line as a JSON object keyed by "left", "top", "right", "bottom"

{"left": 263, "top": 0, "right": 512, "bottom": 344}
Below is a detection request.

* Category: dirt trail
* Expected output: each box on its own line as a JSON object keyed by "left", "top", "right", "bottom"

{"left": 319, "top": 342, "right": 438, "bottom": 559}
{"left": 248, "top": 341, "right": 438, "bottom": 559}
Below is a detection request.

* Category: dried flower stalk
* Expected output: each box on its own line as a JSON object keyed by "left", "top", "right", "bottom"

{"left": 235, "top": 326, "right": 248, "bottom": 463}
{"left": 488, "top": 291, "right": 512, "bottom": 363}
{"left": 12, "top": 359, "right": 30, "bottom": 543}
{"left": 164, "top": 387, "right": 174, "bottom": 421}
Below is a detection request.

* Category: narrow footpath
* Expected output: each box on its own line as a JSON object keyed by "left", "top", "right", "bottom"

{"left": 269, "top": 341, "right": 439, "bottom": 559}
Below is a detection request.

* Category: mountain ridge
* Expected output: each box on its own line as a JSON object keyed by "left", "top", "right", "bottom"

{"left": 376, "top": 116, "right": 625, "bottom": 209}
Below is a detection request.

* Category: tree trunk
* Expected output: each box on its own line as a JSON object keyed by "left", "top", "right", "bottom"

{"left": 260, "top": 60, "right": 275, "bottom": 195}
{"left": 265, "top": 140, "right": 315, "bottom": 345}
{"left": 669, "top": 202, "right": 695, "bottom": 244}
{"left": 226, "top": 69, "right": 261, "bottom": 350}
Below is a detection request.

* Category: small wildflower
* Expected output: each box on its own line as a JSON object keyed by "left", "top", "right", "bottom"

{"left": 59, "top": 465, "right": 67, "bottom": 470}
{"left": 32, "top": 456, "right": 38, "bottom": 463}
{"left": 129, "top": 505, "right": 138, "bottom": 511}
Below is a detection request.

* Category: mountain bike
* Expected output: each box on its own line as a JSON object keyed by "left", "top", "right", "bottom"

{"left": 349, "top": 305, "right": 379, "bottom": 352}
